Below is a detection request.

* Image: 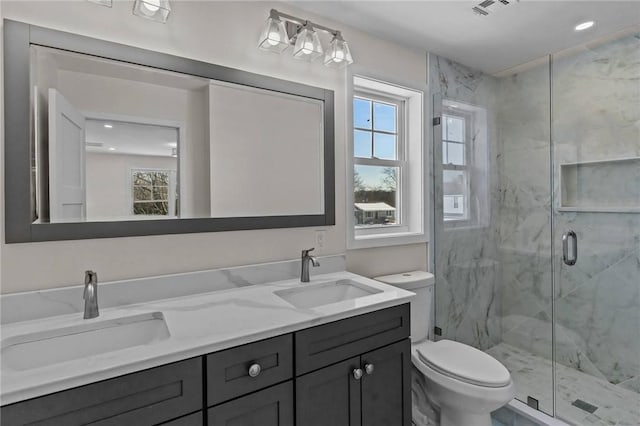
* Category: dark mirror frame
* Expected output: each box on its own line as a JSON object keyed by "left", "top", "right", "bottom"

{"left": 3, "top": 20, "right": 335, "bottom": 243}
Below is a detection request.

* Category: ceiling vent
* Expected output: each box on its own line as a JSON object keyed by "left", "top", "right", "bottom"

{"left": 473, "top": 0, "right": 515, "bottom": 16}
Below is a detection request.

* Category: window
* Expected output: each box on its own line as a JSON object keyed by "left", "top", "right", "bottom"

{"left": 348, "top": 76, "right": 426, "bottom": 249}
{"left": 353, "top": 94, "right": 403, "bottom": 228}
{"left": 440, "top": 100, "right": 490, "bottom": 229}
{"left": 131, "top": 169, "right": 177, "bottom": 216}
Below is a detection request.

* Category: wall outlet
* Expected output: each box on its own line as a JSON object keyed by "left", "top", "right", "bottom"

{"left": 315, "top": 230, "right": 326, "bottom": 254}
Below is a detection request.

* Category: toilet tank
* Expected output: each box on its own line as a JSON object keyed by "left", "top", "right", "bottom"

{"left": 374, "top": 271, "right": 435, "bottom": 342}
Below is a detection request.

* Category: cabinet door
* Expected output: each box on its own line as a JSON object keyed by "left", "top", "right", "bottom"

{"left": 207, "top": 381, "right": 293, "bottom": 426}
{"left": 361, "top": 339, "right": 411, "bottom": 426}
{"left": 296, "top": 357, "right": 361, "bottom": 426}
{"left": 0, "top": 357, "right": 202, "bottom": 426}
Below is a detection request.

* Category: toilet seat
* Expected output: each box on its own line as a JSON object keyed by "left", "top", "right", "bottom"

{"left": 414, "top": 340, "right": 511, "bottom": 388}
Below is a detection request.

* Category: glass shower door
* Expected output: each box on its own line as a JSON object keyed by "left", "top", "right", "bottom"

{"left": 551, "top": 33, "right": 640, "bottom": 425}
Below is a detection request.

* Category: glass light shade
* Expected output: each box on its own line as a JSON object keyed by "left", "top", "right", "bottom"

{"left": 87, "top": 0, "right": 112, "bottom": 7}
{"left": 258, "top": 17, "right": 290, "bottom": 53}
{"left": 293, "top": 27, "right": 323, "bottom": 61}
{"left": 323, "top": 37, "right": 353, "bottom": 68}
{"left": 132, "top": 0, "right": 171, "bottom": 24}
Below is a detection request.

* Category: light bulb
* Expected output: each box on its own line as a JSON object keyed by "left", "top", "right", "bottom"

{"left": 334, "top": 50, "right": 345, "bottom": 62}
{"left": 267, "top": 31, "right": 281, "bottom": 46}
{"left": 140, "top": 0, "right": 160, "bottom": 16}
{"left": 302, "top": 40, "right": 314, "bottom": 55}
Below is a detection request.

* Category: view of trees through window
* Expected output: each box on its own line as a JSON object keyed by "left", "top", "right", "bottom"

{"left": 132, "top": 170, "right": 171, "bottom": 216}
{"left": 353, "top": 95, "right": 401, "bottom": 227}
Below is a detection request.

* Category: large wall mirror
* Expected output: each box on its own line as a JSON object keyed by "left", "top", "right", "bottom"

{"left": 4, "top": 20, "right": 335, "bottom": 242}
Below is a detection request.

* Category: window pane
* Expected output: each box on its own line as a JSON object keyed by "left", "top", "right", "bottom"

{"left": 374, "top": 133, "right": 396, "bottom": 160}
{"left": 134, "top": 186, "right": 152, "bottom": 201}
{"left": 447, "top": 142, "right": 465, "bottom": 165}
{"left": 445, "top": 116, "right": 464, "bottom": 142}
{"left": 354, "top": 130, "right": 372, "bottom": 158}
{"left": 354, "top": 165, "right": 398, "bottom": 226}
{"left": 373, "top": 102, "right": 396, "bottom": 133}
{"left": 152, "top": 172, "right": 169, "bottom": 185}
{"left": 153, "top": 186, "right": 168, "bottom": 200}
{"left": 134, "top": 201, "right": 168, "bottom": 215}
{"left": 133, "top": 172, "right": 151, "bottom": 186}
{"left": 354, "top": 98, "right": 372, "bottom": 129}
{"left": 442, "top": 141, "right": 448, "bottom": 164}
{"left": 443, "top": 170, "right": 467, "bottom": 219}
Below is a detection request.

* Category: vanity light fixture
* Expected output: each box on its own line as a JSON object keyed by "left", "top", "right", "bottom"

{"left": 574, "top": 21, "right": 595, "bottom": 31}
{"left": 258, "top": 9, "right": 354, "bottom": 68}
{"left": 133, "top": 0, "right": 171, "bottom": 24}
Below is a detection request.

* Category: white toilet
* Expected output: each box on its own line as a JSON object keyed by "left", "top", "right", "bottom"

{"left": 375, "top": 271, "right": 515, "bottom": 426}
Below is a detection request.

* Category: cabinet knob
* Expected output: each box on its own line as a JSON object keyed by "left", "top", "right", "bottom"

{"left": 353, "top": 368, "right": 363, "bottom": 380}
{"left": 248, "top": 363, "right": 262, "bottom": 378}
{"left": 364, "top": 363, "right": 375, "bottom": 375}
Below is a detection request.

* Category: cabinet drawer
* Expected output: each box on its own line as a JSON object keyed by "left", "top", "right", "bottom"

{"left": 295, "top": 303, "right": 410, "bottom": 375}
{"left": 208, "top": 381, "right": 293, "bottom": 426}
{"left": 206, "top": 334, "right": 293, "bottom": 406}
{"left": 1, "top": 357, "right": 203, "bottom": 426}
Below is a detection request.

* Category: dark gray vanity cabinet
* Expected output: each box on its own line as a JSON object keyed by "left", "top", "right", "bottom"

{"left": 295, "top": 304, "right": 411, "bottom": 426}
{"left": 0, "top": 304, "right": 410, "bottom": 426}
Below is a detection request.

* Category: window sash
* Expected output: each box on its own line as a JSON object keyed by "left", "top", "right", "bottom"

{"left": 442, "top": 110, "right": 472, "bottom": 223}
{"left": 353, "top": 90, "right": 406, "bottom": 231}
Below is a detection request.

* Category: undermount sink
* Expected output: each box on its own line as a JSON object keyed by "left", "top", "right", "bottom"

{"left": 275, "top": 279, "right": 382, "bottom": 309}
{"left": 1, "top": 312, "right": 170, "bottom": 371}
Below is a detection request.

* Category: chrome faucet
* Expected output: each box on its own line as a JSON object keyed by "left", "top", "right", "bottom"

{"left": 83, "top": 270, "right": 99, "bottom": 319}
{"left": 301, "top": 248, "right": 320, "bottom": 283}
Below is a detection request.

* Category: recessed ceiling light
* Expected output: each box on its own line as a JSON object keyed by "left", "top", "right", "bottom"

{"left": 575, "top": 21, "right": 594, "bottom": 31}
{"left": 108, "top": 147, "right": 116, "bottom": 151}
{"left": 104, "top": 124, "right": 113, "bottom": 129}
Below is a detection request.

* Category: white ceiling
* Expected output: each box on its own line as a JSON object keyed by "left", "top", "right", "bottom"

{"left": 289, "top": 0, "right": 640, "bottom": 75}
{"left": 86, "top": 119, "right": 179, "bottom": 158}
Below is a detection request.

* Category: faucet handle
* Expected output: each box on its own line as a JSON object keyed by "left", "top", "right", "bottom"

{"left": 84, "top": 270, "right": 97, "bottom": 299}
{"left": 301, "top": 248, "right": 315, "bottom": 257}
{"left": 85, "top": 270, "right": 97, "bottom": 285}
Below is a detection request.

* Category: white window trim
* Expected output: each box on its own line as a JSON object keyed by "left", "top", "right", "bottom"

{"left": 347, "top": 74, "right": 428, "bottom": 249}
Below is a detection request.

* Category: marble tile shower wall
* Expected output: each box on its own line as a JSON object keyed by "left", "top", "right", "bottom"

{"left": 430, "top": 54, "right": 503, "bottom": 350}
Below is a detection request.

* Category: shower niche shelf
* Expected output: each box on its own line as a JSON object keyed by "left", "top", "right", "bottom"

{"left": 558, "top": 157, "right": 640, "bottom": 213}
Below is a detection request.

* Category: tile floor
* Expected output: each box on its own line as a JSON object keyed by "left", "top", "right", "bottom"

{"left": 487, "top": 343, "right": 640, "bottom": 426}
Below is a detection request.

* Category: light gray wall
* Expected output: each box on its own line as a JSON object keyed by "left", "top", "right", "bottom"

{"left": 0, "top": 1, "right": 429, "bottom": 293}
{"left": 86, "top": 152, "right": 176, "bottom": 220}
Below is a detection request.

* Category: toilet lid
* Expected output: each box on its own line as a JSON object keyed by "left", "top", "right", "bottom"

{"left": 416, "top": 340, "right": 511, "bottom": 388}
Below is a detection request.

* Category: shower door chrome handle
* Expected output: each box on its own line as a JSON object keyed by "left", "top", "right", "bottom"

{"left": 562, "top": 230, "right": 578, "bottom": 266}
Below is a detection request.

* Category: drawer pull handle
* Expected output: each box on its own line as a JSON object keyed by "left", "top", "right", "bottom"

{"left": 248, "top": 363, "right": 262, "bottom": 378}
{"left": 364, "top": 363, "right": 375, "bottom": 375}
{"left": 353, "top": 368, "right": 363, "bottom": 380}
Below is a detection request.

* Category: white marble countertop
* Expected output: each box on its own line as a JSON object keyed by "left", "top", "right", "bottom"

{"left": 0, "top": 271, "right": 414, "bottom": 405}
